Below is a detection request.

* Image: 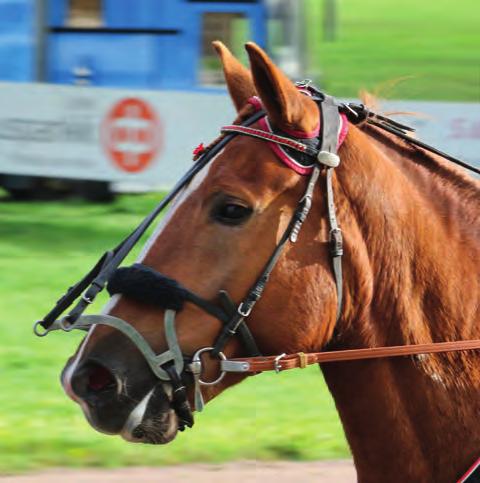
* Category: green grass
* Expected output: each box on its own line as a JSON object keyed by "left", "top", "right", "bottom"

{"left": 0, "top": 192, "right": 348, "bottom": 474}
{"left": 305, "top": 0, "right": 480, "bottom": 101}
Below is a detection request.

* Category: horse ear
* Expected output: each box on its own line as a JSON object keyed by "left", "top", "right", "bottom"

{"left": 245, "top": 42, "right": 319, "bottom": 134}
{"left": 212, "top": 41, "right": 256, "bottom": 112}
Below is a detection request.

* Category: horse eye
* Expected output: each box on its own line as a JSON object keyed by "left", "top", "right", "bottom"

{"left": 213, "top": 201, "right": 253, "bottom": 225}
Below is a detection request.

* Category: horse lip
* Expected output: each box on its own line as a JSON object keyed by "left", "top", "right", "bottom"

{"left": 120, "top": 382, "right": 180, "bottom": 444}
{"left": 121, "top": 412, "right": 179, "bottom": 444}
{"left": 120, "top": 388, "right": 155, "bottom": 441}
{"left": 128, "top": 413, "right": 179, "bottom": 444}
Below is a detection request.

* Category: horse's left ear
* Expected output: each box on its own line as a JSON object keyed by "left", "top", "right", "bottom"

{"left": 212, "top": 41, "right": 256, "bottom": 112}
{"left": 245, "top": 42, "right": 319, "bottom": 135}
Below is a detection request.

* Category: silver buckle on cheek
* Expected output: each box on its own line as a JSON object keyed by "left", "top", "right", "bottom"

{"left": 33, "top": 320, "right": 49, "bottom": 337}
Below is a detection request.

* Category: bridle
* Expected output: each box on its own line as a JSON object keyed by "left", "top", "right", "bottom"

{"left": 34, "top": 82, "right": 480, "bottom": 431}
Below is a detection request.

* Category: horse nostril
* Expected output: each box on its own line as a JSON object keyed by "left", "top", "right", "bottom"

{"left": 87, "top": 363, "right": 116, "bottom": 392}
{"left": 70, "top": 361, "right": 118, "bottom": 400}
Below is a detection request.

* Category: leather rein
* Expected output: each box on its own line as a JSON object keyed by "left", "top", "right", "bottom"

{"left": 34, "top": 83, "right": 480, "bottom": 429}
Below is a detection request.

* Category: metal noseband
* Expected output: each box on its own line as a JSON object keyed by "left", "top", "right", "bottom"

{"left": 54, "top": 312, "right": 184, "bottom": 381}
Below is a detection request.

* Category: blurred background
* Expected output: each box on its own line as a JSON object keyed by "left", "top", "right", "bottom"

{"left": 0, "top": 0, "right": 478, "bottom": 479}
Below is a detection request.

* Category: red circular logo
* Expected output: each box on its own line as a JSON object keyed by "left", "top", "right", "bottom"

{"left": 101, "top": 98, "right": 162, "bottom": 173}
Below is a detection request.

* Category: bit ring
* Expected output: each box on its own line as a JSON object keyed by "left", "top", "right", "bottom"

{"left": 191, "top": 347, "right": 227, "bottom": 386}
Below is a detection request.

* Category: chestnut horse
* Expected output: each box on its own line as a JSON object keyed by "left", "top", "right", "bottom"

{"left": 58, "top": 43, "right": 479, "bottom": 481}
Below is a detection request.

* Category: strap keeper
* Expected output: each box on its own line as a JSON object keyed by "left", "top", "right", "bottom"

{"left": 297, "top": 352, "right": 308, "bottom": 369}
{"left": 274, "top": 353, "right": 286, "bottom": 373}
{"left": 330, "top": 228, "right": 344, "bottom": 257}
{"left": 317, "top": 151, "right": 340, "bottom": 168}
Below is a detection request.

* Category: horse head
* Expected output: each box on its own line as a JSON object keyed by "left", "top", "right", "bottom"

{"left": 60, "top": 42, "right": 344, "bottom": 443}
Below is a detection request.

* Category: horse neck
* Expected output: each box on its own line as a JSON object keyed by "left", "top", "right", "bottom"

{"left": 320, "top": 125, "right": 480, "bottom": 482}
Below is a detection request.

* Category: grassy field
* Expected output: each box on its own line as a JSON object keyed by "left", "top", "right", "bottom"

{"left": 305, "top": 0, "right": 480, "bottom": 101}
{"left": 0, "top": 193, "right": 348, "bottom": 474}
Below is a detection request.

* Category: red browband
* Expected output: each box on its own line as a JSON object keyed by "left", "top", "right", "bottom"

{"left": 220, "top": 96, "right": 348, "bottom": 175}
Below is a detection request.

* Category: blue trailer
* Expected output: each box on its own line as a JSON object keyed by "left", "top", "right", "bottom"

{"left": 0, "top": 0, "right": 37, "bottom": 81}
{"left": 0, "top": 0, "right": 268, "bottom": 88}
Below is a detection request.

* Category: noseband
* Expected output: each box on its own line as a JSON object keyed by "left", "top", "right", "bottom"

{"left": 34, "top": 82, "right": 480, "bottom": 431}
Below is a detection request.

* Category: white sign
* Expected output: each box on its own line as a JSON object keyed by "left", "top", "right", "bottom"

{"left": 381, "top": 99, "right": 480, "bottom": 172}
{"left": 0, "top": 82, "right": 478, "bottom": 188}
{"left": 0, "top": 82, "right": 235, "bottom": 188}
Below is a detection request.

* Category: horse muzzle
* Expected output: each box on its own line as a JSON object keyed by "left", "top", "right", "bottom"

{"left": 120, "top": 382, "right": 179, "bottom": 444}
{"left": 62, "top": 353, "right": 184, "bottom": 444}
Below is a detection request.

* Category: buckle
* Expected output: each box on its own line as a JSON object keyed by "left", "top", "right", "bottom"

{"left": 237, "top": 302, "right": 253, "bottom": 318}
{"left": 295, "top": 79, "right": 313, "bottom": 92}
{"left": 274, "top": 353, "right": 286, "bottom": 373}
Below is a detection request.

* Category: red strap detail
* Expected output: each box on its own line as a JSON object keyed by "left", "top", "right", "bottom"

{"left": 193, "top": 143, "right": 205, "bottom": 157}
{"left": 225, "top": 98, "right": 350, "bottom": 176}
{"left": 247, "top": 96, "right": 263, "bottom": 111}
{"left": 458, "top": 457, "right": 480, "bottom": 483}
{"left": 338, "top": 114, "right": 348, "bottom": 145}
{"left": 221, "top": 125, "right": 308, "bottom": 153}
{"left": 258, "top": 117, "right": 314, "bottom": 175}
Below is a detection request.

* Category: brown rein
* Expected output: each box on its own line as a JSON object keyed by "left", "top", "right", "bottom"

{"left": 225, "top": 339, "right": 480, "bottom": 374}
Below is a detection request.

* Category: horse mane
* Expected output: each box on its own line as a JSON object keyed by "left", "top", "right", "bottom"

{"left": 357, "top": 94, "right": 479, "bottom": 230}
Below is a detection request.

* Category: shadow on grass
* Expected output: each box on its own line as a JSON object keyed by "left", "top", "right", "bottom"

{"left": 266, "top": 444, "right": 304, "bottom": 460}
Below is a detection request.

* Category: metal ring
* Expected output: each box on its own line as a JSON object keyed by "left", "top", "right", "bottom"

{"left": 59, "top": 317, "right": 76, "bottom": 332}
{"left": 33, "top": 321, "right": 49, "bottom": 337}
{"left": 192, "top": 347, "right": 227, "bottom": 386}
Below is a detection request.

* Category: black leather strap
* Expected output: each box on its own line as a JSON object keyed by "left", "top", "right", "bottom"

{"left": 342, "top": 102, "right": 480, "bottom": 176}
